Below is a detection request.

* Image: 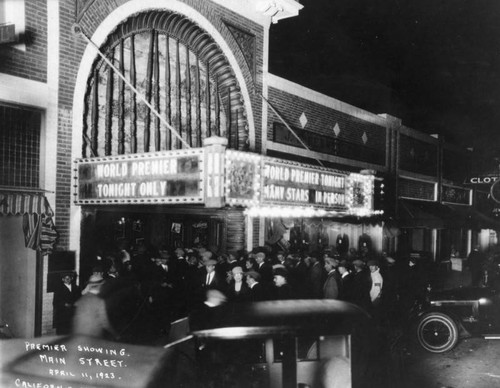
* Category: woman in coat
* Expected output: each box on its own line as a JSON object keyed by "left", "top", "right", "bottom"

{"left": 227, "top": 266, "right": 250, "bottom": 302}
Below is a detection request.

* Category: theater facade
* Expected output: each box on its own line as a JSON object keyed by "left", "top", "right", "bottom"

{"left": 1, "top": 0, "right": 496, "bottom": 338}
{"left": 73, "top": 137, "right": 379, "bottom": 268}
{"left": 67, "top": 0, "right": 388, "bottom": 284}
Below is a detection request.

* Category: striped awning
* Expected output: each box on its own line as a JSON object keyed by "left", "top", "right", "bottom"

{"left": 0, "top": 192, "right": 54, "bottom": 216}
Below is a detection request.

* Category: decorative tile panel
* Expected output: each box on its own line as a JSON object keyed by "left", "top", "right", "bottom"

{"left": 299, "top": 112, "right": 308, "bottom": 128}
{"left": 224, "top": 21, "right": 256, "bottom": 82}
{"left": 399, "top": 134, "right": 438, "bottom": 176}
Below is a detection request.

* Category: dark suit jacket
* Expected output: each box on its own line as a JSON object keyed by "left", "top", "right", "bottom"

{"left": 351, "top": 269, "right": 372, "bottom": 311}
{"left": 323, "top": 271, "right": 339, "bottom": 299}
{"left": 203, "top": 270, "right": 226, "bottom": 293}
{"left": 257, "top": 262, "right": 274, "bottom": 284}
{"left": 227, "top": 281, "right": 251, "bottom": 302}
{"left": 53, "top": 282, "right": 81, "bottom": 333}
{"left": 273, "top": 283, "right": 294, "bottom": 300}
{"left": 290, "top": 261, "right": 308, "bottom": 298}
{"left": 53, "top": 282, "right": 80, "bottom": 310}
{"left": 339, "top": 273, "right": 354, "bottom": 302}
{"left": 148, "top": 264, "right": 177, "bottom": 309}
{"left": 307, "top": 262, "right": 324, "bottom": 298}
{"left": 249, "top": 282, "right": 266, "bottom": 301}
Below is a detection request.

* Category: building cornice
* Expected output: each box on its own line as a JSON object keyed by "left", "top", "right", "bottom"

{"left": 256, "top": 0, "right": 303, "bottom": 23}
{"left": 211, "top": 0, "right": 303, "bottom": 26}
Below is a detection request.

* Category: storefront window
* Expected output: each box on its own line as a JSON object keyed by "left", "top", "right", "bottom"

{"left": 0, "top": 104, "right": 41, "bottom": 188}
{"left": 89, "top": 211, "right": 225, "bottom": 256}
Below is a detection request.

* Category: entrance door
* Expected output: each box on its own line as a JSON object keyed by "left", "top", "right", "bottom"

{"left": 167, "top": 216, "right": 224, "bottom": 251}
{"left": 81, "top": 208, "right": 226, "bottom": 256}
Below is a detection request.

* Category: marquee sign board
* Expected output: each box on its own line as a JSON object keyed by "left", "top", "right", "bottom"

{"left": 261, "top": 158, "right": 349, "bottom": 209}
{"left": 74, "top": 147, "right": 376, "bottom": 215}
{"left": 73, "top": 149, "right": 204, "bottom": 205}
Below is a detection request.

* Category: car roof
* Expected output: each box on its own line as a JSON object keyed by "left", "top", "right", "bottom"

{"left": 430, "top": 286, "right": 494, "bottom": 302}
{"left": 189, "top": 299, "right": 370, "bottom": 339}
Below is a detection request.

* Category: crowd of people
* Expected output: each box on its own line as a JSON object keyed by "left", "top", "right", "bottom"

{"left": 53, "top": 241, "right": 433, "bottom": 342}
{"left": 49, "top": 241, "right": 500, "bottom": 388}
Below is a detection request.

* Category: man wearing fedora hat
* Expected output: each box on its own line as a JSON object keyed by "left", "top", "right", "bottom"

{"left": 53, "top": 272, "right": 80, "bottom": 334}
{"left": 255, "top": 251, "right": 273, "bottom": 286}
{"left": 323, "top": 257, "right": 340, "bottom": 299}
{"left": 367, "top": 259, "right": 383, "bottom": 306}
{"left": 306, "top": 253, "right": 324, "bottom": 299}
{"left": 338, "top": 260, "right": 354, "bottom": 302}
{"left": 202, "top": 259, "right": 226, "bottom": 292}
{"left": 368, "top": 259, "right": 384, "bottom": 324}
{"left": 380, "top": 255, "right": 399, "bottom": 323}
{"left": 272, "top": 267, "right": 294, "bottom": 300}
{"left": 351, "top": 259, "right": 372, "bottom": 311}
{"left": 245, "top": 270, "right": 265, "bottom": 301}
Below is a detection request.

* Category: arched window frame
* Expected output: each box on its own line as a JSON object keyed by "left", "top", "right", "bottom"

{"left": 82, "top": 11, "right": 249, "bottom": 158}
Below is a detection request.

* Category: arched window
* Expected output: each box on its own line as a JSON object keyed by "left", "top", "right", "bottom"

{"left": 82, "top": 11, "right": 248, "bottom": 157}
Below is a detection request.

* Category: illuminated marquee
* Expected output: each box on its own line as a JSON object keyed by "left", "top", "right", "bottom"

{"left": 74, "top": 146, "right": 376, "bottom": 217}
{"left": 262, "top": 159, "right": 348, "bottom": 209}
{"left": 225, "top": 150, "right": 261, "bottom": 206}
{"left": 346, "top": 173, "right": 375, "bottom": 215}
{"left": 74, "top": 149, "right": 204, "bottom": 204}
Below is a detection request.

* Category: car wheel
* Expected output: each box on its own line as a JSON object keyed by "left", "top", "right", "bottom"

{"left": 416, "top": 312, "right": 458, "bottom": 353}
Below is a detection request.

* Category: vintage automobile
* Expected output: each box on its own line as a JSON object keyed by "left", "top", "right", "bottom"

{"left": 0, "top": 299, "right": 371, "bottom": 388}
{"left": 415, "top": 285, "right": 500, "bottom": 353}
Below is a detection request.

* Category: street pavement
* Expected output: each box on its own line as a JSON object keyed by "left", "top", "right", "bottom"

{"left": 404, "top": 337, "right": 500, "bottom": 388}
{"left": 401, "top": 268, "right": 500, "bottom": 388}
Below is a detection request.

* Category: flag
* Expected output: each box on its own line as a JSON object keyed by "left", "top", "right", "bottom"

{"left": 23, "top": 212, "right": 41, "bottom": 250}
{"left": 39, "top": 213, "right": 58, "bottom": 255}
{"left": 22, "top": 197, "right": 58, "bottom": 256}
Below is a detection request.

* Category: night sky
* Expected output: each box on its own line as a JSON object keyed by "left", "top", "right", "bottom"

{"left": 269, "top": 0, "right": 500, "bottom": 169}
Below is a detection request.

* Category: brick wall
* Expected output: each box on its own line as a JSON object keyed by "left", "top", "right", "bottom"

{"left": 399, "top": 133, "right": 438, "bottom": 177}
{"left": 55, "top": 0, "right": 265, "bottom": 250}
{"left": 55, "top": 108, "right": 74, "bottom": 249}
{"left": 0, "top": 0, "right": 47, "bottom": 82}
{"left": 59, "top": 1, "right": 87, "bottom": 109}
{"left": 267, "top": 86, "right": 387, "bottom": 165}
{"left": 44, "top": 0, "right": 268, "bottom": 333}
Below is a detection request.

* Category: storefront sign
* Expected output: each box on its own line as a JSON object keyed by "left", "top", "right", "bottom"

{"left": 465, "top": 176, "right": 500, "bottom": 185}
{"left": 442, "top": 185, "right": 471, "bottom": 205}
{"left": 262, "top": 159, "right": 348, "bottom": 209}
{"left": 74, "top": 150, "right": 204, "bottom": 204}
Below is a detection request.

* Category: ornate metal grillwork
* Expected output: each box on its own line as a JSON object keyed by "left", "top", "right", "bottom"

{"left": 82, "top": 11, "right": 249, "bottom": 158}
{"left": 398, "top": 178, "right": 435, "bottom": 200}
